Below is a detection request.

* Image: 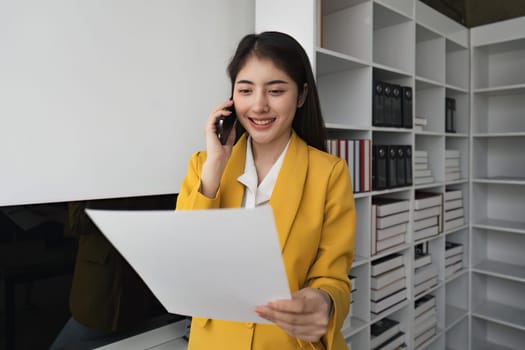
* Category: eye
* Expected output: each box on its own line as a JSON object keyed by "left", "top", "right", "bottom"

{"left": 268, "top": 89, "right": 285, "bottom": 95}
{"left": 237, "top": 88, "right": 252, "bottom": 95}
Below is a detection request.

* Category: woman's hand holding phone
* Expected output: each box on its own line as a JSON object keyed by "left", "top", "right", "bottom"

{"left": 200, "top": 99, "right": 237, "bottom": 198}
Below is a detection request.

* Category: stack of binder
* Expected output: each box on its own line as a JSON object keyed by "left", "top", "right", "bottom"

{"left": 327, "top": 138, "right": 371, "bottom": 193}
{"left": 414, "top": 295, "right": 438, "bottom": 349}
{"left": 413, "top": 150, "right": 434, "bottom": 185}
{"left": 348, "top": 274, "right": 357, "bottom": 317}
{"left": 372, "top": 80, "right": 412, "bottom": 129}
{"left": 414, "top": 260, "right": 438, "bottom": 298}
{"left": 445, "top": 241, "right": 464, "bottom": 278}
{"left": 445, "top": 149, "right": 461, "bottom": 181}
{"left": 414, "top": 116, "right": 427, "bottom": 132}
{"left": 370, "top": 317, "right": 407, "bottom": 350}
{"left": 443, "top": 189, "right": 465, "bottom": 231}
{"left": 414, "top": 242, "right": 431, "bottom": 269}
{"left": 413, "top": 192, "right": 443, "bottom": 241}
{"left": 370, "top": 254, "right": 407, "bottom": 315}
{"left": 372, "top": 145, "right": 412, "bottom": 190}
{"left": 371, "top": 198, "right": 410, "bottom": 255}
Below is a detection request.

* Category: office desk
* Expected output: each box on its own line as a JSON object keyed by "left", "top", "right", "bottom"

{"left": 96, "top": 319, "right": 188, "bottom": 350}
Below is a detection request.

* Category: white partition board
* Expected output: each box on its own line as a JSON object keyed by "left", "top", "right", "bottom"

{"left": 0, "top": 0, "right": 254, "bottom": 205}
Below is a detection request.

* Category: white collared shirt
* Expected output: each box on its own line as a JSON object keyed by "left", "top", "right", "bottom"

{"left": 237, "top": 136, "right": 290, "bottom": 208}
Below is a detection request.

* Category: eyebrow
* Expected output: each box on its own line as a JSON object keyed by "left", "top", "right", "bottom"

{"left": 236, "top": 79, "right": 289, "bottom": 86}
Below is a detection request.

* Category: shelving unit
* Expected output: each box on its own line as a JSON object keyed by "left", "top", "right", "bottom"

{"left": 256, "top": 1, "right": 524, "bottom": 349}
{"left": 470, "top": 16, "right": 525, "bottom": 350}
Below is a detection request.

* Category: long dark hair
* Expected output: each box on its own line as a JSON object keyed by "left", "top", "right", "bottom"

{"left": 227, "top": 31, "right": 327, "bottom": 152}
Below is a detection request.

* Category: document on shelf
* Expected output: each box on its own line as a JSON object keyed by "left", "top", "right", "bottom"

{"left": 86, "top": 205, "right": 290, "bottom": 324}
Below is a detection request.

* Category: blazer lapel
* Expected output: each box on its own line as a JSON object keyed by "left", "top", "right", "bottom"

{"left": 270, "top": 132, "right": 308, "bottom": 252}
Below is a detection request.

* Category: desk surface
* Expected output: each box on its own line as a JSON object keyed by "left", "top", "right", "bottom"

{"left": 96, "top": 319, "right": 188, "bottom": 350}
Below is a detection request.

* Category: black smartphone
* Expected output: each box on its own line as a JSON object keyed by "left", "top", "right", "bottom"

{"left": 215, "top": 104, "right": 236, "bottom": 145}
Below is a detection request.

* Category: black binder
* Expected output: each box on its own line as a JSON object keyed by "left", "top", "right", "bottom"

{"left": 396, "top": 146, "right": 406, "bottom": 187}
{"left": 404, "top": 145, "right": 412, "bottom": 186}
{"left": 373, "top": 80, "right": 385, "bottom": 126}
{"left": 372, "top": 145, "right": 387, "bottom": 190}
{"left": 401, "top": 86, "right": 413, "bottom": 128}
{"left": 383, "top": 83, "right": 393, "bottom": 127}
{"left": 391, "top": 84, "right": 402, "bottom": 127}
{"left": 445, "top": 97, "right": 456, "bottom": 133}
{"left": 387, "top": 145, "right": 397, "bottom": 188}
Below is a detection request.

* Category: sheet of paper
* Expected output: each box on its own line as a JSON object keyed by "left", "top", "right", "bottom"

{"left": 86, "top": 205, "right": 291, "bottom": 324}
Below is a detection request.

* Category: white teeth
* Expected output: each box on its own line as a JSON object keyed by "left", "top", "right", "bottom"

{"left": 252, "top": 119, "right": 274, "bottom": 125}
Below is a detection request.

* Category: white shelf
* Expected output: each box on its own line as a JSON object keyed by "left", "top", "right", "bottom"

{"left": 474, "top": 83, "right": 525, "bottom": 95}
{"left": 341, "top": 316, "right": 368, "bottom": 338}
{"left": 472, "top": 219, "right": 525, "bottom": 235}
{"left": 472, "top": 260, "right": 525, "bottom": 283}
{"left": 472, "top": 132, "right": 525, "bottom": 138}
{"left": 472, "top": 301, "right": 525, "bottom": 331}
{"left": 471, "top": 340, "right": 517, "bottom": 350}
{"left": 316, "top": 47, "right": 370, "bottom": 75}
{"left": 473, "top": 177, "right": 525, "bottom": 185}
{"left": 352, "top": 255, "right": 368, "bottom": 268}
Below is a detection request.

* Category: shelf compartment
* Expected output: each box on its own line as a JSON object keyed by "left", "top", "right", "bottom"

{"left": 444, "top": 229, "right": 469, "bottom": 276}
{"left": 415, "top": 82, "right": 445, "bottom": 133}
{"left": 445, "top": 137, "right": 469, "bottom": 183}
{"left": 445, "top": 317, "right": 468, "bottom": 350}
{"left": 374, "top": 0, "right": 413, "bottom": 19}
{"left": 472, "top": 273, "right": 525, "bottom": 331}
{"left": 445, "top": 88, "right": 468, "bottom": 135}
{"left": 472, "top": 37, "right": 525, "bottom": 90}
{"left": 415, "top": 134, "right": 445, "bottom": 183}
{"left": 445, "top": 274, "right": 468, "bottom": 329}
{"left": 472, "top": 89, "right": 525, "bottom": 133}
{"left": 416, "top": 24, "right": 445, "bottom": 84}
{"left": 472, "top": 228, "right": 525, "bottom": 283}
{"left": 317, "top": 63, "right": 372, "bottom": 128}
{"left": 341, "top": 315, "right": 368, "bottom": 339}
{"left": 472, "top": 317, "right": 525, "bottom": 350}
{"left": 373, "top": 2, "right": 414, "bottom": 74}
{"left": 473, "top": 136, "right": 525, "bottom": 179}
{"left": 345, "top": 324, "right": 370, "bottom": 350}
{"left": 472, "top": 183, "right": 525, "bottom": 226}
{"left": 352, "top": 197, "right": 372, "bottom": 259}
{"left": 348, "top": 263, "right": 370, "bottom": 322}
{"left": 445, "top": 39, "right": 468, "bottom": 90}
{"left": 320, "top": 0, "right": 372, "bottom": 62}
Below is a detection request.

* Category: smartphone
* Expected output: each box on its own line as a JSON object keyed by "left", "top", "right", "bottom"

{"left": 215, "top": 104, "right": 236, "bottom": 145}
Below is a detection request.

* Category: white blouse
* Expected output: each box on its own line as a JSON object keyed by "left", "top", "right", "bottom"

{"left": 237, "top": 136, "right": 290, "bottom": 208}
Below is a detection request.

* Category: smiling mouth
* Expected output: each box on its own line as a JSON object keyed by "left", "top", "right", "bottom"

{"left": 249, "top": 118, "right": 275, "bottom": 125}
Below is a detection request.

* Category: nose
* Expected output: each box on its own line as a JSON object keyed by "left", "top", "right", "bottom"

{"left": 252, "top": 91, "right": 269, "bottom": 114}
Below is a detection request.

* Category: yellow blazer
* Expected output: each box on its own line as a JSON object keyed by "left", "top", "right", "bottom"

{"left": 176, "top": 132, "right": 356, "bottom": 350}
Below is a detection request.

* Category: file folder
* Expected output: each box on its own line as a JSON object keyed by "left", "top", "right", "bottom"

{"left": 404, "top": 145, "right": 413, "bottom": 186}
{"left": 396, "top": 146, "right": 406, "bottom": 187}
{"left": 373, "top": 145, "right": 388, "bottom": 190}
{"left": 373, "top": 80, "right": 385, "bottom": 126}
{"left": 391, "top": 84, "right": 402, "bottom": 127}
{"left": 387, "top": 145, "right": 397, "bottom": 188}
{"left": 402, "top": 86, "right": 413, "bottom": 128}
{"left": 383, "top": 83, "right": 393, "bottom": 127}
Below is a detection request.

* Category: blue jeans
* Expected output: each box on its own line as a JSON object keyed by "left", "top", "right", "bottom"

{"left": 48, "top": 317, "right": 123, "bottom": 350}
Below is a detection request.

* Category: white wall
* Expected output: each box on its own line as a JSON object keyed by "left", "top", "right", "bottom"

{"left": 0, "top": 0, "right": 254, "bottom": 205}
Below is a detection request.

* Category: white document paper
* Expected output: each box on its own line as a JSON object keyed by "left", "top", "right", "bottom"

{"left": 86, "top": 205, "right": 291, "bottom": 324}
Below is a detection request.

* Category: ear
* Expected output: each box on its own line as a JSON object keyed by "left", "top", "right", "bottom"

{"left": 297, "top": 83, "right": 308, "bottom": 108}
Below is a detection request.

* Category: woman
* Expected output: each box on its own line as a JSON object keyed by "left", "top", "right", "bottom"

{"left": 176, "top": 31, "right": 356, "bottom": 350}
